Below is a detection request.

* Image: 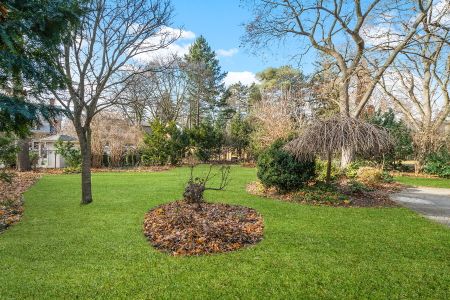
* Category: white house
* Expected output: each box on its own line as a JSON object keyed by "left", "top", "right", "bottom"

{"left": 32, "top": 134, "right": 78, "bottom": 169}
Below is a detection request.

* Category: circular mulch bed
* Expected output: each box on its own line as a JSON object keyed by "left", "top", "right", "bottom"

{"left": 143, "top": 201, "right": 264, "bottom": 256}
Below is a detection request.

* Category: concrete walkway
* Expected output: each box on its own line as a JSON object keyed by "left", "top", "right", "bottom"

{"left": 390, "top": 187, "right": 450, "bottom": 227}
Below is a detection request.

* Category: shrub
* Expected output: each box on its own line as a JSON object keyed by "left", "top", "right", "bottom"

{"left": 315, "top": 159, "right": 340, "bottom": 182}
{"left": 381, "top": 171, "right": 394, "bottom": 183}
{"left": 187, "top": 121, "right": 224, "bottom": 162}
{"left": 356, "top": 167, "right": 383, "bottom": 185}
{"left": 29, "top": 151, "right": 39, "bottom": 169}
{"left": 141, "top": 119, "right": 189, "bottom": 166}
{"left": 257, "top": 139, "right": 315, "bottom": 193}
{"left": 345, "top": 161, "right": 362, "bottom": 179}
{"left": 369, "top": 109, "right": 414, "bottom": 169}
{"left": 55, "top": 140, "right": 82, "bottom": 168}
{"left": 424, "top": 148, "right": 450, "bottom": 178}
{"left": 293, "top": 183, "right": 348, "bottom": 204}
{"left": 347, "top": 180, "right": 372, "bottom": 194}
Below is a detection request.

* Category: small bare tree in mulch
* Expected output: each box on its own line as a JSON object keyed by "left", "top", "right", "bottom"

{"left": 284, "top": 116, "right": 393, "bottom": 183}
{"left": 183, "top": 165, "right": 230, "bottom": 208}
{"left": 143, "top": 165, "right": 264, "bottom": 256}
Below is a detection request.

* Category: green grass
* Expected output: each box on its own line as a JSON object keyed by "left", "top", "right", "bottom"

{"left": 394, "top": 175, "right": 450, "bottom": 188}
{"left": 1, "top": 166, "right": 449, "bottom": 299}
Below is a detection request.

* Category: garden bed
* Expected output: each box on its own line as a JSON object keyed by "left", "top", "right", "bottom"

{"left": 143, "top": 201, "right": 264, "bottom": 256}
{"left": 0, "top": 172, "right": 41, "bottom": 233}
{"left": 247, "top": 181, "right": 402, "bottom": 207}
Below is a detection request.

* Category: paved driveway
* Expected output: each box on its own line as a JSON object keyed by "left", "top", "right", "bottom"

{"left": 390, "top": 187, "right": 450, "bottom": 227}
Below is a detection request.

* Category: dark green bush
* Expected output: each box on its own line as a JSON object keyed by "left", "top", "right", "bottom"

{"left": 141, "top": 119, "right": 189, "bottom": 166}
{"left": 368, "top": 109, "right": 414, "bottom": 169}
{"left": 187, "top": 121, "right": 224, "bottom": 162}
{"left": 257, "top": 139, "right": 315, "bottom": 193}
{"left": 424, "top": 148, "right": 450, "bottom": 178}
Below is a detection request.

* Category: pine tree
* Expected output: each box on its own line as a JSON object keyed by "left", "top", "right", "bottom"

{"left": 184, "top": 36, "right": 226, "bottom": 128}
{"left": 0, "top": 0, "right": 81, "bottom": 136}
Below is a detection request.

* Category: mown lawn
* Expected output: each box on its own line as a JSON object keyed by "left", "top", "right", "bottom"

{"left": 394, "top": 175, "right": 450, "bottom": 189}
{"left": 1, "top": 166, "right": 449, "bottom": 299}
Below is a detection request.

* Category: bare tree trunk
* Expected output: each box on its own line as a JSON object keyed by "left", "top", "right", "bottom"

{"left": 196, "top": 98, "right": 200, "bottom": 127}
{"left": 326, "top": 151, "right": 332, "bottom": 184}
{"left": 340, "top": 146, "right": 354, "bottom": 169}
{"left": 16, "top": 138, "right": 31, "bottom": 172}
{"left": 77, "top": 127, "right": 93, "bottom": 205}
{"left": 339, "top": 86, "right": 353, "bottom": 169}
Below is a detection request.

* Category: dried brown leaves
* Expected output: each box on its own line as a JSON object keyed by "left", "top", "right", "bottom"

{"left": 143, "top": 201, "right": 264, "bottom": 256}
{"left": 0, "top": 172, "right": 41, "bottom": 232}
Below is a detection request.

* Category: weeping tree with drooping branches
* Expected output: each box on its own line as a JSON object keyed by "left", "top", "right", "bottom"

{"left": 284, "top": 116, "right": 394, "bottom": 183}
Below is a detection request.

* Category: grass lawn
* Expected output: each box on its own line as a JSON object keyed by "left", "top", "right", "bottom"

{"left": 394, "top": 175, "right": 450, "bottom": 189}
{"left": 1, "top": 166, "right": 450, "bottom": 299}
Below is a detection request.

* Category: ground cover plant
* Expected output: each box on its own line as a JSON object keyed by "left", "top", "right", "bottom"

{"left": 0, "top": 166, "right": 449, "bottom": 299}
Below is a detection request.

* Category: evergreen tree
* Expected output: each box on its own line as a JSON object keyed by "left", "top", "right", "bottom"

{"left": 369, "top": 109, "right": 414, "bottom": 169}
{"left": 225, "top": 82, "right": 250, "bottom": 115}
{"left": 0, "top": 0, "right": 82, "bottom": 136}
{"left": 184, "top": 36, "right": 226, "bottom": 127}
{"left": 141, "top": 119, "right": 189, "bottom": 166}
{"left": 187, "top": 120, "right": 224, "bottom": 162}
{"left": 229, "top": 113, "right": 253, "bottom": 158}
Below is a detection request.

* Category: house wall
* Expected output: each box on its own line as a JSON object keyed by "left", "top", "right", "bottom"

{"left": 35, "top": 141, "right": 68, "bottom": 169}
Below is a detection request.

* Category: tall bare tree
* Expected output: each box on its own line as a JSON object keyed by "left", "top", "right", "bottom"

{"left": 380, "top": 1, "right": 450, "bottom": 171}
{"left": 243, "top": 0, "right": 432, "bottom": 167}
{"left": 119, "top": 56, "right": 188, "bottom": 125}
{"left": 48, "top": 0, "right": 177, "bottom": 204}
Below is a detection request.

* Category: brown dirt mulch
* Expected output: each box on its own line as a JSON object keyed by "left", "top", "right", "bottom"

{"left": 143, "top": 201, "right": 264, "bottom": 256}
{"left": 338, "top": 181, "right": 402, "bottom": 207}
{"left": 247, "top": 181, "right": 402, "bottom": 208}
{"left": 0, "top": 172, "right": 41, "bottom": 233}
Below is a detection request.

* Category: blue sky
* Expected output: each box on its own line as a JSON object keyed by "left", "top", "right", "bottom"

{"left": 170, "top": 0, "right": 316, "bottom": 85}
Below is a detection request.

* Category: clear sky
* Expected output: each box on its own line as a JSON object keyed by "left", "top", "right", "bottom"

{"left": 170, "top": 0, "right": 316, "bottom": 86}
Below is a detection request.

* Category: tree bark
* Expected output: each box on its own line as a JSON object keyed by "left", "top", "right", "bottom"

{"left": 16, "top": 138, "right": 31, "bottom": 172}
{"left": 340, "top": 146, "right": 354, "bottom": 169}
{"left": 326, "top": 151, "right": 332, "bottom": 184}
{"left": 76, "top": 127, "right": 93, "bottom": 205}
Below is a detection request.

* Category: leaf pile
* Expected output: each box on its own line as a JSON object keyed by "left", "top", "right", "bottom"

{"left": 0, "top": 172, "right": 41, "bottom": 232}
{"left": 143, "top": 201, "right": 264, "bottom": 256}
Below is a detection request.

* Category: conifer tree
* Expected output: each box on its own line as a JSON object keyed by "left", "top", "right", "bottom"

{"left": 184, "top": 36, "right": 226, "bottom": 127}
